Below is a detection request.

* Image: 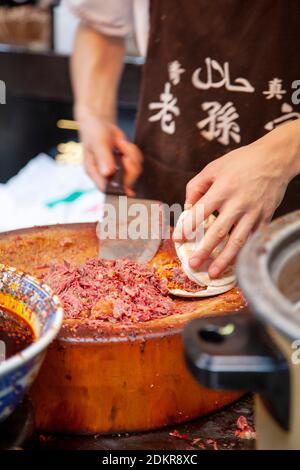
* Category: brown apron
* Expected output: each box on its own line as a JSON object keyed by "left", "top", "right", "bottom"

{"left": 134, "top": 0, "right": 300, "bottom": 217}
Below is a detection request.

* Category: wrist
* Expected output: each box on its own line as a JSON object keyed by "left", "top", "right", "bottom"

{"left": 74, "top": 103, "right": 116, "bottom": 126}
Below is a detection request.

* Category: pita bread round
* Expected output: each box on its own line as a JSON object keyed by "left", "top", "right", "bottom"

{"left": 173, "top": 211, "right": 236, "bottom": 297}
{"left": 169, "top": 281, "right": 236, "bottom": 298}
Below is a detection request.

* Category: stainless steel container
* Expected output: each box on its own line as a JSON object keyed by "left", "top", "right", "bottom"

{"left": 184, "top": 210, "right": 300, "bottom": 450}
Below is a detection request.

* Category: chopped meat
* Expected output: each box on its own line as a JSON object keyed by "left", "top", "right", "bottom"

{"left": 44, "top": 258, "right": 176, "bottom": 323}
{"left": 236, "top": 415, "right": 248, "bottom": 430}
{"left": 235, "top": 415, "right": 256, "bottom": 440}
{"left": 169, "top": 430, "right": 189, "bottom": 439}
{"left": 155, "top": 262, "right": 205, "bottom": 292}
{"left": 205, "top": 438, "right": 219, "bottom": 450}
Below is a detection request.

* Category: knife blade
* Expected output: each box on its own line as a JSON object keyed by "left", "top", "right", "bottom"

{"left": 97, "top": 150, "right": 164, "bottom": 263}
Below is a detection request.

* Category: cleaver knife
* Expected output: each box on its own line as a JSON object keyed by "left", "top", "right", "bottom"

{"left": 97, "top": 150, "right": 165, "bottom": 263}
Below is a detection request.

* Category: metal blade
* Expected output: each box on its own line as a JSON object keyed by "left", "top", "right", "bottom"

{"left": 97, "top": 194, "right": 165, "bottom": 263}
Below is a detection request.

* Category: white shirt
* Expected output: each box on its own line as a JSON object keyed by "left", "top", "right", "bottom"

{"left": 65, "top": 0, "right": 149, "bottom": 57}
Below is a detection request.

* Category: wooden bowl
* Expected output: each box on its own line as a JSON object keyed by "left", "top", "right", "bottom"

{"left": 0, "top": 223, "right": 245, "bottom": 434}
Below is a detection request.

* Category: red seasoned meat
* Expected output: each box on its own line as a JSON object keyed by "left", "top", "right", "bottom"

{"left": 44, "top": 258, "right": 176, "bottom": 323}
{"left": 155, "top": 262, "right": 205, "bottom": 292}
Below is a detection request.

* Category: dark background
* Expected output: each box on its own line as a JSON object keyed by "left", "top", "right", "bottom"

{"left": 0, "top": 48, "right": 141, "bottom": 183}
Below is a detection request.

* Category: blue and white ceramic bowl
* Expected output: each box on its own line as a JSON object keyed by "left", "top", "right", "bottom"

{"left": 0, "top": 264, "right": 63, "bottom": 422}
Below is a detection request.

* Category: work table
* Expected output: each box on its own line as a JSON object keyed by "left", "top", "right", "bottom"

{"left": 32, "top": 396, "right": 255, "bottom": 451}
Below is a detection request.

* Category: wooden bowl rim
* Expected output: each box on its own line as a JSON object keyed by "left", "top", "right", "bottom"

{"left": 0, "top": 223, "right": 245, "bottom": 342}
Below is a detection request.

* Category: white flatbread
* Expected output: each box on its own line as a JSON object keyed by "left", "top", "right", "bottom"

{"left": 172, "top": 211, "right": 236, "bottom": 297}
{"left": 169, "top": 281, "right": 236, "bottom": 298}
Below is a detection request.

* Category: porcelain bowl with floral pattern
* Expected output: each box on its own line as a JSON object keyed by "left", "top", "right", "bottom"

{"left": 0, "top": 264, "right": 63, "bottom": 422}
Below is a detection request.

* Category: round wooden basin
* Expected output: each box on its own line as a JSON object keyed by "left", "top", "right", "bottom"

{"left": 0, "top": 224, "right": 245, "bottom": 434}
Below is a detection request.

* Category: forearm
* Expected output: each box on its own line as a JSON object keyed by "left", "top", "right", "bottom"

{"left": 253, "top": 119, "right": 300, "bottom": 183}
{"left": 71, "top": 24, "right": 125, "bottom": 124}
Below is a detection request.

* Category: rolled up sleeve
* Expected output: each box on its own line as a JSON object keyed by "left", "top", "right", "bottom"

{"left": 65, "top": 0, "right": 134, "bottom": 37}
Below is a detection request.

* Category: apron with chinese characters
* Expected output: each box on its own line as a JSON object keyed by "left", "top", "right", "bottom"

{"left": 134, "top": 0, "right": 300, "bottom": 217}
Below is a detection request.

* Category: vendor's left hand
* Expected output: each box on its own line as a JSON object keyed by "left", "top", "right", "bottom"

{"left": 173, "top": 135, "right": 295, "bottom": 278}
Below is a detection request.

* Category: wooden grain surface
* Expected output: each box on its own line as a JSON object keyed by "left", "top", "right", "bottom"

{"left": 0, "top": 224, "right": 245, "bottom": 434}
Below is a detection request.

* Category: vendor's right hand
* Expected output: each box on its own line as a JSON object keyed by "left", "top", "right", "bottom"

{"left": 79, "top": 114, "right": 143, "bottom": 196}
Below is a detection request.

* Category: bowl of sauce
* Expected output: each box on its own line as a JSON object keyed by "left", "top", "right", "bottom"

{"left": 0, "top": 264, "right": 63, "bottom": 422}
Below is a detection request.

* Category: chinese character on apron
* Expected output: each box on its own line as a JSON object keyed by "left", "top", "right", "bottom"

{"left": 134, "top": 0, "right": 300, "bottom": 217}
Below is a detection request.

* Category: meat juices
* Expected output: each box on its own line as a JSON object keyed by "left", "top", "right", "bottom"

{"left": 44, "top": 258, "right": 176, "bottom": 323}
{"left": 0, "top": 307, "right": 35, "bottom": 362}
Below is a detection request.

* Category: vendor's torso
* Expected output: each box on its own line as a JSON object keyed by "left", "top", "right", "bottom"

{"left": 135, "top": 0, "right": 300, "bottom": 215}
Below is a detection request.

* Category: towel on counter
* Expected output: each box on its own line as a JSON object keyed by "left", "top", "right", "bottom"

{"left": 0, "top": 154, "right": 104, "bottom": 232}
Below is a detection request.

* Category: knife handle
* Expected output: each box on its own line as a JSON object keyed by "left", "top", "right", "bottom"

{"left": 105, "top": 148, "right": 126, "bottom": 196}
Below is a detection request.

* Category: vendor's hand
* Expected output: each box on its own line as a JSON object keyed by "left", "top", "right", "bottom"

{"left": 79, "top": 114, "right": 143, "bottom": 196}
{"left": 173, "top": 140, "right": 292, "bottom": 278}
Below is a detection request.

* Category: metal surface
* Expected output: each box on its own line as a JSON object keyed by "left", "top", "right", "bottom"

{"left": 183, "top": 312, "right": 290, "bottom": 430}
{"left": 237, "top": 210, "right": 300, "bottom": 341}
{"left": 32, "top": 395, "right": 254, "bottom": 451}
{"left": 98, "top": 195, "right": 164, "bottom": 263}
{"left": 181, "top": 210, "right": 300, "bottom": 449}
{"left": 98, "top": 151, "right": 164, "bottom": 263}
